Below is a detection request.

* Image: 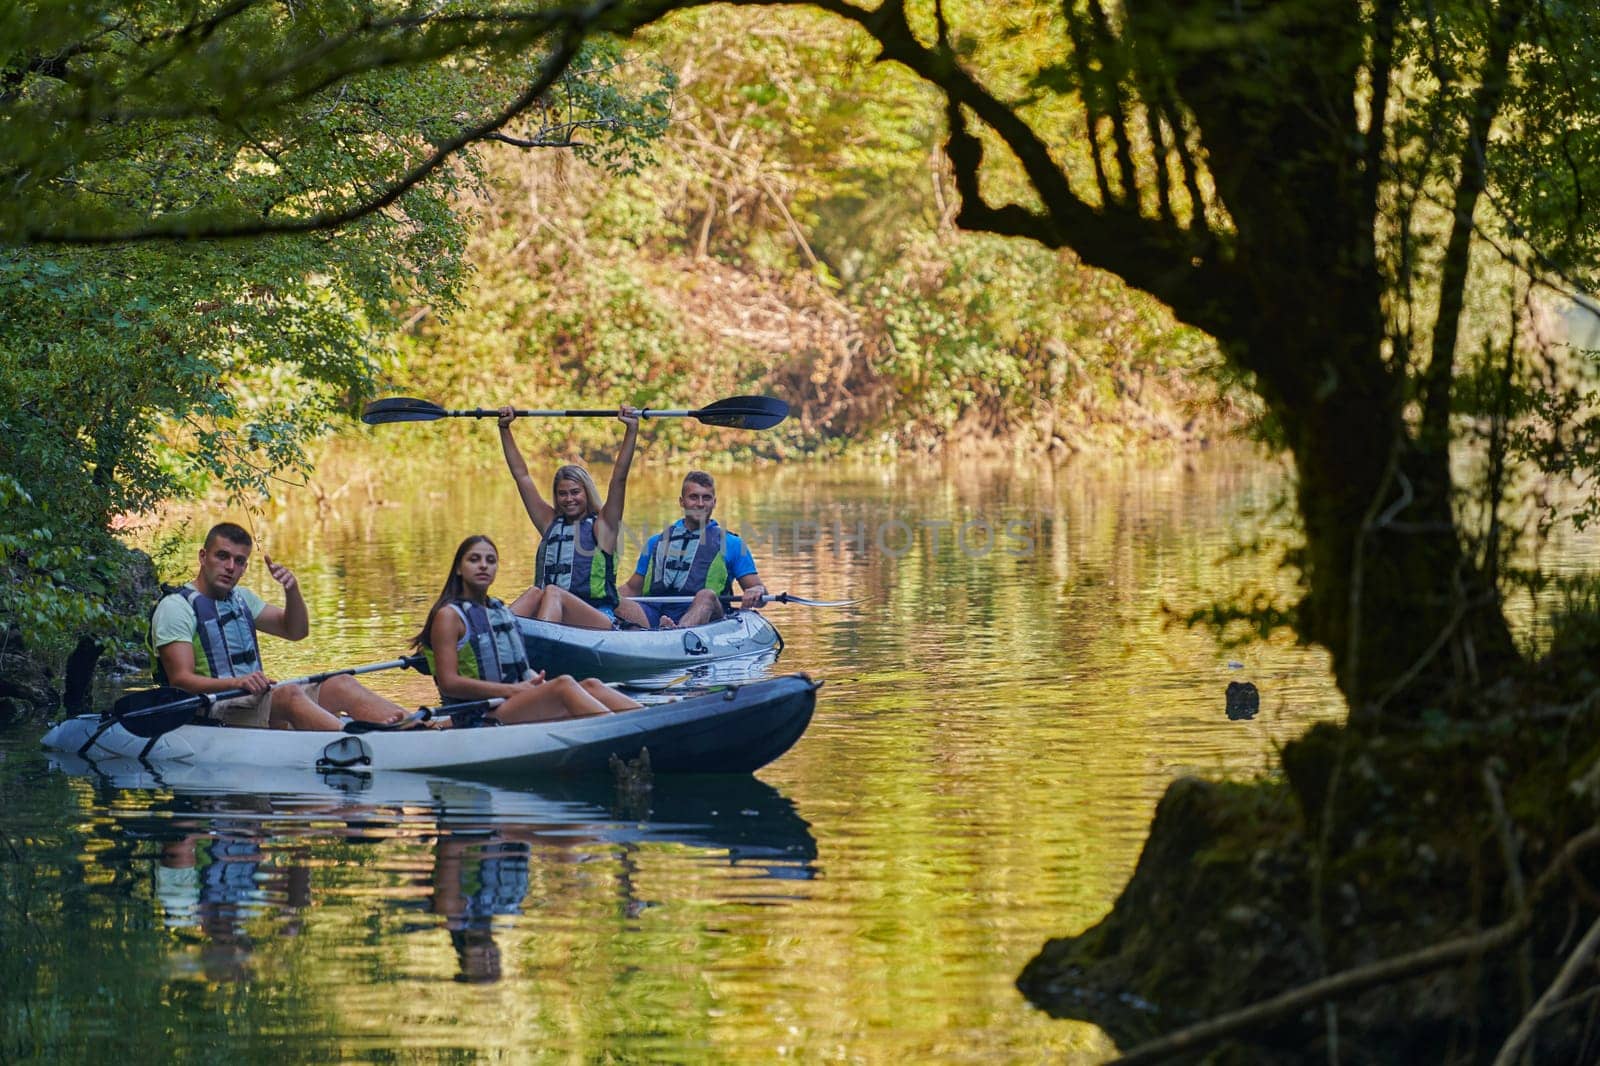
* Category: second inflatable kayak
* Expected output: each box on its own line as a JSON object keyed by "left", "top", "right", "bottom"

{"left": 519, "top": 610, "right": 783, "bottom": 686}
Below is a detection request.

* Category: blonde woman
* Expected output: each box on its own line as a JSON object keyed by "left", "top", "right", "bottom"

{"left": 498, "top": 404, "right": 638, "bottom": 630}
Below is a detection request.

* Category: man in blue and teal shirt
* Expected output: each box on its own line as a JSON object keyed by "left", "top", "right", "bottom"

{"left": 615, "top": 472, "right": 767, "bottom": 629}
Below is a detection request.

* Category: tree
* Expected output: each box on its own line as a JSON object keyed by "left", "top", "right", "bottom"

{"left": 0, "top": 2, "right": 669, "bottom": 675}
{"left": 8, "top": 0, "right": 1600, "bottom": 1052}
{"left": 616, "top": 0, "right": 1597, "bottom": 724}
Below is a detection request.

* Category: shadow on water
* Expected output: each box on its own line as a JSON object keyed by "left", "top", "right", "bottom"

{"left": 47, "top": 754, "right": 817, "bottom": 984}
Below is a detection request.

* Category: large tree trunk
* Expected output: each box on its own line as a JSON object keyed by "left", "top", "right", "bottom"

{"left": 1273, "top": 334, "right": 1518, "bottom": 721}
{"left": 809, "top": 0, "right": 1526, "bottom": 719}
{"left": 1148, "top": 0, "right": 1518, "bottom": 720}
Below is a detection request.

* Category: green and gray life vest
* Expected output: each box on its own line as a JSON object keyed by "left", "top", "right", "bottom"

{"left": 642, "top": 518, "right": 731, "bottom": 596}
{"left": 149, "top": 586, "right": 263, "bottom": 685}
{"left": 428, "top": 598, "right": 532, "bottom": 702}
{"left": 536, "top": 514, "right": 618, "bottom": 607}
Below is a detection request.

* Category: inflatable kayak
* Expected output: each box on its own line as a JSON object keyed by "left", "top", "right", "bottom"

{"left": 41, "top": 674, "right": 818, "bottom": 778}
{"left": 519, "top": 610, "right": 783, "bottom": 687}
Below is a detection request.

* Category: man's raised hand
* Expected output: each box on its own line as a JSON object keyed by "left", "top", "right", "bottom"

{"left": 263, "top": 553, "right": 298, "bottom": 594}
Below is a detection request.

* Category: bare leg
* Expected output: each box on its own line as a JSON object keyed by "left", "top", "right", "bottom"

{"left": 269, "top": 686, "right": 344, "bottom": 730}
{"left": 516, "top": 586, "right": 547, "bottom": 616}
{"left": 613, "top": 596, "right": 649, "bottom": 628}
{"left": 535, "top": 586, "right": 615, "bottom": 631}
{"left": 491, "top": 675, "right": 614, "bottom": 723}
{"left": 579, "top": 677, "right": 643, "bottom": 712}
{"left": 675, "top": 589, "right": 726, "bottom": 628}
{"left": 316, "top": 674, "right": 408, "bottom": 724}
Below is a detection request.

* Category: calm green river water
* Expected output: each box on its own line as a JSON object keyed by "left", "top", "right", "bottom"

{"left": 0, "top": 442, "right": 1347, "bottom": 1063}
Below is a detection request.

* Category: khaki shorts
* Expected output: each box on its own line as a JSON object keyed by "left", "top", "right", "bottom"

{"left": 205, "top": 681, "right": 323, "bottom": 727}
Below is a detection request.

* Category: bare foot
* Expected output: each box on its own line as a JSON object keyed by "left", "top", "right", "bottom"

{"left": 348, "top": 706, "right": 405, "bottom": 725}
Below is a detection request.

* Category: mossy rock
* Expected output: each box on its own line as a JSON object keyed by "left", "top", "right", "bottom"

{"left": 1018, "top": 706, "right": 1600, "bottom": 1062}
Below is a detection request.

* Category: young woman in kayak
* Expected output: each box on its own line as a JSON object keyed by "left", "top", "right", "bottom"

{"left": 497, "top": 404, "right": 639, "bottom": 630}
{"left": 412, "top": 535, "right": 641, "bottom": 724}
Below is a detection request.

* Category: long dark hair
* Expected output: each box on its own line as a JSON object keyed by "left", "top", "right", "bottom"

{"left": 412, "top": 534, "right": 497, "bottom": 650}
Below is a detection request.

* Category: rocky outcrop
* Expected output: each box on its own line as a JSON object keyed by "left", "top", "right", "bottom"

{"left": 1018, "top": 709, "right": 1600, "bottom": 1062}
{"left": 0, "top": 633, "right": 59, "bottom": 726}
{"left": 0, "top": 547, "right": 158, "bottom": 724}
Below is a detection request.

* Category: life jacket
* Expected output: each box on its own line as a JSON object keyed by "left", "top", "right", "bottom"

{"left": 459, "top": 840, "right": 532, "bottom": 918}
{"left": 149, "top": 585, "right": 263, "bottom": 685}
{"left": 535, "top": 514, "right": 617, "bottom": 606}
{"left": 426, "top": 598, "right": 531, "bottom": 699}
{"left": 642, "top": 519, "right": 731, "bottom": 596}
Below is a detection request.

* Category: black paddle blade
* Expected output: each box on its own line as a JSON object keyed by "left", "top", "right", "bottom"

{"left": 694, "top": 395, "right": 789, "bottom": 430}
{"left": 107, "top": 686, "right": 207, "bottom": 739}
{"left": 771, "top": 593, "right": 862, "bottom": 607}
{"left": 120, "top": 703, "right": 202, "bottom": 739}
{"left": 361, "top": 396, "right": 448, "bottom": 425}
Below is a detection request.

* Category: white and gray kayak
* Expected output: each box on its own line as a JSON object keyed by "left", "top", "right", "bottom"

{"left": 41, "top": 674, "right": 818, "bottom": 778}
{"left": 520, "top": 610, "right": 783, "bottom": 687}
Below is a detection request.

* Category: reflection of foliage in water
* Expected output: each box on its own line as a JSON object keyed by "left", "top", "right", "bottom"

{"left": 0, "top": 775, "right": 343, "bottom": 1061}
{"left": 0, "top": 447, "right": 1345, "bottom": 1061}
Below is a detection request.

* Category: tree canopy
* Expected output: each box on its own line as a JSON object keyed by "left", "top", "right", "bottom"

{"left": 0, "top": 1, "right": 670, "bottom": 662}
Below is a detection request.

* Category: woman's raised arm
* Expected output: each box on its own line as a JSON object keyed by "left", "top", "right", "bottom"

{"left": 498, "top": 406, "right": 555, "bottom": 533}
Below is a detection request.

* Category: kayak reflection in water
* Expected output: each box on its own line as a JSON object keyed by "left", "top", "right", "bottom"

{"left": 153, "top": 806, "right": 310, "bottom": 983}
{"left": 411, "top": 535, "right": 642, "bottom": 726}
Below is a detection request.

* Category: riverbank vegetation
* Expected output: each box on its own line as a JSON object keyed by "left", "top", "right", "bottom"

{"left": 7, "top": 1, "right": 1600, "bottom": 1058}
{"left": 389, "top": 6, "right": 1231, "bottom": 463}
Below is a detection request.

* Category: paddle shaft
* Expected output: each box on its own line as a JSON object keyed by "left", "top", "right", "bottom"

{"left": 441, "top": 407, "right": 751, "bottom": 419}
{"left": 629, "top": 595, "right": 762, "bottom": 606}
{"left": 419, "top": 697, "right": 506, "bottom": 728}
{"left": 127, "top": 656, "right": 423, "bottom": 717}
{"left": 625, "top": 592, "right": 856, "bottom": 608}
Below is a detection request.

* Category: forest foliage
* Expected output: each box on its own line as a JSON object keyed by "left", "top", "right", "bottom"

{"left": 1, "top": 2, "right": 1220, "bottom": 676}
{"left": 0, "top": 3, "right": 671, "bottom": 668}
{"left": 389, "top": 5, "right": 1224, "bottom": 462}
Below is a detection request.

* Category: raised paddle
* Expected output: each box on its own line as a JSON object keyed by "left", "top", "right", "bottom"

{"left": 82, "top": 655, "right": 427, "bottom": 757}
{"left": 626, "top": 592, "right": 861, "bottom": 608}
{"left": 362, "top": 394, "right": 789, "bottom": 431}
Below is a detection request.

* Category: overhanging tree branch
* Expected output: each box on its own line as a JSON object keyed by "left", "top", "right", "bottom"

{"left": 21, "top": 12, "right": 605, "bottom": 244}
{"left": 715, "top": 0, "right": 1246, "bottom": 335}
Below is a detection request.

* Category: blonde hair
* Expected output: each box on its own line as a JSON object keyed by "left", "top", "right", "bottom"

{"left": 552, "top": 464, "right": 603, "bottom": 515}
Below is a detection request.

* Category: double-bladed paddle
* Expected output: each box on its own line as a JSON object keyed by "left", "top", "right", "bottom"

{"left": 336, "top": 696, "right": 509, "bottom": 738}
{"left": 627, "top": 592, "right": 860, "bottom": 608}
{"left": 362, "top": 394, "right": 789, "bottom": 431}
{"left": 82, "top": 655, "right": 427, "bottom": 757}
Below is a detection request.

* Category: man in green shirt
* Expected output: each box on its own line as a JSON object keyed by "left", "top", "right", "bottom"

{"left": 150, "top": 522, "right": 408, "bottom": 729}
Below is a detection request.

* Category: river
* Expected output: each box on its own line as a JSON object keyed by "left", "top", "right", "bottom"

{"left": 0, "top": 441, "right": 1346, "bottom": 1062}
